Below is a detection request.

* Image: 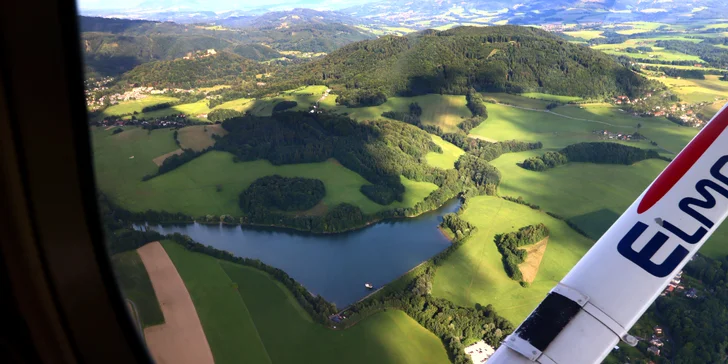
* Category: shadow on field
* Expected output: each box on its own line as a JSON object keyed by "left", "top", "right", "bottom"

{"left": 568, "top": 208, "right": 621, "bottom": 240}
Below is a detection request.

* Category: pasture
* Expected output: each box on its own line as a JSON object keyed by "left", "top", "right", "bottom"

{"left": 563, "top": 30, "right": 603, "bottom": 40}
{"left": 336, "top": 94, "right": 471, "bottom": 132}
{"left": 91, "top": 127, "right": 437, "bottom": 216}
{"left": 647, "top": 75, "right": 728, "bottom": 104}
{"left": 162, "top": 240, "right": 450, "bottom": 364}
{"left": 177, "top": 124, "right": 227, "bottom": 151}
{"left": 520, "top": 92, "right": 583, "bottom": 103}
{"left": 111, "top": 250, "right": 164, "bottom": 328}
{"left": 426, "top": 134, "right": 465, "bottom": 169}
{"left": 431, "top": 196, "right": 594, "bottom": 323}
{"left": 98, "top": 95, "right": 179, "bottom": 119}
{"left": 136, "top": 99, "right": 212, "bottom": 121}
{"left": 467, "top": 102, "right": 675, "bottom": 150}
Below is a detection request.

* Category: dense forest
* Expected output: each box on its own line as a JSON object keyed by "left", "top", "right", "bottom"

{"left": 494, "top": 224, "right": 550, "bottom": 283}
{"left": 120, "top": 52, "right": 265, "bottom": 89}
{"left": 239, "top": 176, "right": 325, "bottom": 212}
{"left": 274, "top": 26, "right": 659, "bottom": 102}
{"left": 520, "top": 142, "right": 663, "bottom": 171}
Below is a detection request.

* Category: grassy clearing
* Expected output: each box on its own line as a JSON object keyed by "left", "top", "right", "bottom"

{"left": 248, "top": 85, "right": 331, "bottom": 116}
{"left": 335, "top": 94, "right": 471, "bottom": 132}
{"left": 99, "top": 95, "right": 179, "bottom": 119}
{"left": 211, "top": 97, "right": 254, "bottom": 112}
{"left": 111, "top": 250, "right": 164, "bottom": 328}
{"left": 468, "top": 102, "right": 663, "bottom": 150}
{"left": 426, "top": 134, "right": 465, "bottom": 169}
{"left": 177, "top": 124, "right": 227, "bottom": 151}
{"left": 162, "top": 240, "right": 450, "bottom": 364}
{"left": 700, "top": 100, "right": 728, "bottom": 118}
{"left": 519, "top": 238, "right": 549, "bottom": 284}
{"left": 136, "top": 100, "right": 212, "bottom": 121}
{"left": 152, "top": 149, "right": 183, "bottom": 167}
{"left": 648, "top": 75, "right": 728, "bottom": 104}
{"left": 431, "top": 196, "right": 593, "bottom": 323}
{"left": 481, "top": 92, "right": 550, "bottom": 109}
{"left": 520, "top": 92, "right": 583, "bottom": 103}
{"left": 615, "top": 22, "right": 666, "bottom": 35}
{"left": 92, "top": 127, "right": 437, "bottom": 216}
{"left": 563, "top": 30, "right": 603, "bottom": 39}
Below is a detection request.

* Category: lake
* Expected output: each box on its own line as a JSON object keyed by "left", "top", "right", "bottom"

{"left": 138, "top": 199, "right": 460, "bottom": 308}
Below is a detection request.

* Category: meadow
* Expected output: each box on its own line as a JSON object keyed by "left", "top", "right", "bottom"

{"left": 111, "top": 250, "right": 164, "bottom": 328}
{"left": 647, "top": 75, "right": 728, "bottom": 104}
{"left": 431, "top": 196, "right": 594, "bottom": 323}
{"left": 520, "top": 92, "right": 583, "bottom": 103}
{"left": 468, "top": 101, "right": 661, "bottom": 150}
{"left": 177, "top": 124, "right": 227, "bottom": 151}
{"left": 162, "top": 240, "right": 450, "bottom": 364}
{"left": 426, "top": 134, "right": 465, "bottom": 169}
{"left": 98, "top": 95, "right": 179, "bottom": 119}
{"left": 91, "top": 127, "right": 437, "bottom": 216}
{"left": 563, "top": 30, "right": 603, "bottom": 40}
{"left": 333, "top": 94, "right": 471, "bottom": 132}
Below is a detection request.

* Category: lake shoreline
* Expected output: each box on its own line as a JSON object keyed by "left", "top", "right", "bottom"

{"left": 133, "top": 197, "right": 463, "bottom": 236}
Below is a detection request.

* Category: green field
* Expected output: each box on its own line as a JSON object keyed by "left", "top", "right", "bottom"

{"left": 162, "top": 240, "right": 450, "bottom": 364}
{"left": 247, "top": 85, "right": 332, "bottom": 116}
{"left": 614, "top": 22, "right": 667, "bottom": 35}
{"left": 648, "top": 75, "right": 728, "bottom": 104}
{"left": 136, "top": 99, "right": 212, "bottom": 121}
{"left": 92, "top": 127, "right": 437, "bottom": 216}
{"left": 563, "top": 30, "right": 603, "bottom": 40}
{"left": 211, "top": 97, "right": 255, "bottom": 112}
{"left": 431, "top": 196, "right": 594, "bottom": 323}
{"left": 520, "top": 92, "right": 583, "bottom": 103}
{"left": 481, "top": 92, "right": 551, "bottom": 109}
{"left": 111, "top": 250, "right": 164, "bottom": 328}
{"left": 334, "top": 94, "right": 471, "bottom": 132}
{"left": 468, "top": 102, "right": 665, "bottom": 150}
{"left": 426, "top": 135, "right": 465, "bottom": 169}
{"left": 99, "top": 95, "right": 179, "bottom": 119}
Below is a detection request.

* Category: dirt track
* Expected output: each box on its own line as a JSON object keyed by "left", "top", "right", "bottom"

{"left": 138, "top": 242, "right": 214, "bottom": 364}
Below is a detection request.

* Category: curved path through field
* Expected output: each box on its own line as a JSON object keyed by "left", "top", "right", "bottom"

{"left": 138, "top": 242, "right": 214, "bottom": 364}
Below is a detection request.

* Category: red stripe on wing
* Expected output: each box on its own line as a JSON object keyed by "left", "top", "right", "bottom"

{"left": 637, "top": 105, "right": 728, "bottom": 214}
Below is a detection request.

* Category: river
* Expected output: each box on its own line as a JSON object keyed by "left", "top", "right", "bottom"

{"left": 137, "top": 199, "right": 461, "bottom": 308}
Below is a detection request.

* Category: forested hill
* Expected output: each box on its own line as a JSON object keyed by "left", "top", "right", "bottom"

{"left": 120, "top": 52, "right": 265, "bottom": 88}
{"left": 80, "top": 16, "right": 374, "bottom": 78}
{"left": 281, "top": 25, "right": 657, "bottom": 100}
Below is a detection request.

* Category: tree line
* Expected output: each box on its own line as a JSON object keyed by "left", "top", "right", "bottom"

{"left": 494, "top": 224, "right": 549, "bottom": 284}
{"left": 655, "top": 40, "right": 728, "bottom": 69}
{"left": 520, "top": 142, "right": 663, "bottom": 171}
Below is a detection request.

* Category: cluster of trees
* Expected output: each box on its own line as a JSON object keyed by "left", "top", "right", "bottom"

{"left": 111, "top": 128, "right": 124, "bottom": 135}
{"left": 520, "top": 142, "right": 662, "bottom": 171}
{"left": 141, "top": 102, "right": 174, "bottom": 112}
{"left": 494, "top": 224, "right": 549, "bottom": 283}
{"left": 239, "top": 175, "right": 325, "bottom": 213}
{"left": 655, "top": 40, "right": 728, "bottom": 68}
{"left": 466, "top": 88, "right": 488, "bottom": 117}
{"left": 455, "top": 154, "right": 501, "bottom": 195}
{"left": 276, "top": 26, "right": 656, "bottom": 101}
{"left": 207, "top": 108, "right": 244, "bottom": 122}
{"left": 335, "top": 89, "right": 388, "bottom": 107}
{"left": 440, "top": 212, "right": 477, "bottom": 243}
{"left": 520, "top": 151, "right": 568, "bottom": 171}
{"left": 216, "top": 111, "right": 443, "bottom": 205}
{"left": 272, "top": 100, "right": 298, "bottom": 112}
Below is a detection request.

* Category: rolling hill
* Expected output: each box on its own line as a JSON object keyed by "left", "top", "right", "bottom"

{"left": 284, "top": 25, "right": 660, "bottom": 100}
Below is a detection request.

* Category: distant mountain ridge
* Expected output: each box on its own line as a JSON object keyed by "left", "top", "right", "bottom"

{"left": 80, "top": 16, "right": 374, "bottom": 78}
{"left": 80, "top": 0, "right": 728, "bottom": 26}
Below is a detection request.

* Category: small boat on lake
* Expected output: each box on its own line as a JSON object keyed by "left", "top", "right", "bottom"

{"left": 364, "top": 283, "right": 374, "bottom": 289}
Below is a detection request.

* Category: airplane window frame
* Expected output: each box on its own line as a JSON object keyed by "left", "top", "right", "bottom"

{"left": 0, "top": 1, "right": 154, "bottom": 363}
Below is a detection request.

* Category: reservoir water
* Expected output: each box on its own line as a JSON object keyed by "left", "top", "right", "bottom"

{"left": 139, "top": 199, "right": 460, "bottom": 308}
